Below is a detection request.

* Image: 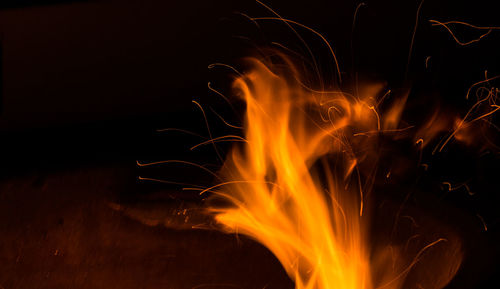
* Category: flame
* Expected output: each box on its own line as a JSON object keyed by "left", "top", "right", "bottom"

{"left": 207, "top": 53, "right": 463, "bottom": 289}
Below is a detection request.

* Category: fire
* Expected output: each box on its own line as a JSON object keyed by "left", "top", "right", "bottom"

{"left": 205, "top": 53, "right": 463, "bottom": 289}
{"left": 211, "top": 57, "right": 372, "bottom": 289}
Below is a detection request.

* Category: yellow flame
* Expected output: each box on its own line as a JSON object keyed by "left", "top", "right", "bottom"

{"left": 209, "top": 54, "right": 462, "bottom": 289}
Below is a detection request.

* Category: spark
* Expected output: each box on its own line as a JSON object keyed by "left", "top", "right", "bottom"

{"left": 429, "top": 20, "right": 500, "bottom": 46}
{"left": 401, "top": 216, "right": 420, "bottom": 228}
{"left": 208, "top": 82, "right": 233, "bottom": 107}
{"left": 199, "top": 180, "right": 281, "bottom": 196}
{"left": 465, "top": 75, "right": 500, "bottom": 100}
{"left": 406, "top": 0, "right": 425, "bottom": 79}
{"left": 237, "top": 12, "right": 261, "bottom": 28}
{"left": 404, "top": 234, "right": 422, "bottom": 251}
{"left": 476, "top": 214, "right": 488, "bottom": 232}
{"left": 136, "top": 160, "right": 222, "bottom": 181}
{"left": 425, "top": 56, "right": 431, "bottom": 69}
{"left": 367, "top": 105, "right": 381, "bottom": 130}
{"left": 353, "top": 126, "right": 415, "bottom": 137}
{"left": 190, "top": 135, "right": 248, "bottom": 151}
{"left": 441, "top": 181, "right": 473, "bottom": 195}
{"left": 376, "top": 89, "right": 392, "bottom": 107}
{"left": 251, "top": 14, "right": 342, "bottom": 83}
{"left": 209, "top": 107, "right": 243, "bottom": 129}
{"left": 192, "top": 100, "right": 225, "bottom": 162}
{"left": 434, "top": 75, "right": 500, "bottom": 153}
{"left": 137, "top": 176, "right": 206, "bottom": 189}
{"left": 254, "top": 0, "right": 326, "bottom": 85}
{"left": 376, "top": 238, "right": 448, "bottom": 289}
{"left": 207, "top": 63, "right": 242, "bottom": 76}
{"left": 351, "top": 2, "right": 367, "bottom": 90}
{"left": 155, "top": 128, "right": 207, "bottom": 139}
{"left": 357, "top": 169, "right": 364, "bottom": 216}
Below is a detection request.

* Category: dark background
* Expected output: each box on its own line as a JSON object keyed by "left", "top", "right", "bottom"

{"left": 0, "top": 0, "right": 498, "bottom": 288}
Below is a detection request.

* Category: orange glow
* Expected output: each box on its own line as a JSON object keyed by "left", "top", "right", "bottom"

{"left": 207, "top": 54, "right": 463, "bottom": 289}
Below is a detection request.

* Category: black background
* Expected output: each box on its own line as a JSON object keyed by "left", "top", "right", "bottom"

{"left": 0, "top": 0, "right": 498, "bottom": 288}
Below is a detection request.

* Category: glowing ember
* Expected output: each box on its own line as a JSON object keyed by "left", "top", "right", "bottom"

{"left": 204, "top": 53, "right": 463, "bottom": 289}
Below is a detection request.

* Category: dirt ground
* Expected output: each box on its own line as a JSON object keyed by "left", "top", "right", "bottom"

{"left": 0, "top": 165, "right": 292, "bottom": 289}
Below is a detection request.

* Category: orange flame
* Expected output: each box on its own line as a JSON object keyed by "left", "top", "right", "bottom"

{"left": 208, "top": 54, "right": 463, "bottom": 289}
